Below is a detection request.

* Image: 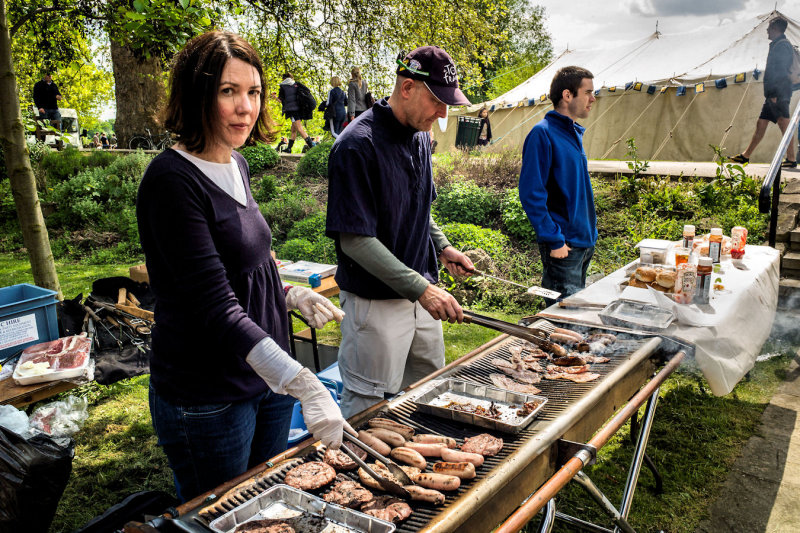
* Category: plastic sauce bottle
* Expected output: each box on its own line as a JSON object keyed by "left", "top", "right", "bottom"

{"left": 708, "top": 228, "right": 723, "bottom": 264}
{"left": 682, "top": 224, "right": 695, "bottom": 249}
{"left": 675, "top": 263, "right": 697, "bottom": 304}
{"left": 694, "top": 257, "right": 713, "bottom": 304}
{"left": 731, "top": 226, "right": 748, "bottom": 259}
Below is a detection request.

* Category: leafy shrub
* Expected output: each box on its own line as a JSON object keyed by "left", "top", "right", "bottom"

{"left": 500, "top": 189, "right": 536, "bottom": 242}
{"left": 433, "top": 148, "right": 522, "bottom": 190}
{"left": 27, "top": 141, "right": 51, "bottom": 166}
{"left": 84, "top": 149, "right": 118, "bottom": 169}
{"left": 0, "top": 180, "right": 16, "bottom": 222}
{"left": 434, "top": 180, "right": 498, "bottom": 225}
{"left": 287, "top": 211, "right": 327, "bottom": 241}
{"left": 296, "top": 141, "right": 333, "bottom": 179}
{"left": 278, "top": 236, "right": 336, "bottom": 263}
{"left": 239, "top": 143, "right": 280, "bottom": 174}
{"left": 253, "top": 174, "right": 277, "bottom": 203}
{"left": 440, "top": 222, "right": 509, "bottom": 262}
{"left": 260, "top": 184, "right": 319, "bottom": 240}
{"left": 39, "top": 145, "right": 86, "bottom": 183}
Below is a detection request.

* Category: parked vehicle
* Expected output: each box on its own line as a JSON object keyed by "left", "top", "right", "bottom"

{"left": 27, "top": 106, "right": 81, "bottom": 150}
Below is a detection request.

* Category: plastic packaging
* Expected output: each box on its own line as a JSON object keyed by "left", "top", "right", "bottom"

{"left": 675, "top": 263, "right": 697, "bottom": 304}
{"left": 28, "top": 395, "right": 89, "bottom": 438}
{"left": 731, "top": 226, "right": 748, "bottom": 259}
{"left": 695, "top": 257, "right": 713, "bottom": 304}
{"left": 709, "top": 228, "right": 723, "bottom": 264}
{"left": 0, "top": 405, "right": 30, "bottom": 436}
{"left": 682, "top": 224, "right": 695, "bottom": 249}
{"left": 674, "top": 247, "right": 690, "bottom": 265}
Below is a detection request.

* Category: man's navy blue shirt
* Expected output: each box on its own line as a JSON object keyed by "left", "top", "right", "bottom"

{"left": 326, "top": 99, "right": 438, "bottom": 300}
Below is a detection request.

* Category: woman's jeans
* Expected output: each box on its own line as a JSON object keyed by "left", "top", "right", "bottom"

{"left": 538, "top": 244, "right": 595, "bottom": 307}
{"left": 149, "top": 382, "right": 294, "bottom": 502}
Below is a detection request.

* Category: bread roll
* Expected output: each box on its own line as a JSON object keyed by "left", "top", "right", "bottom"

{"left": 655, "top": 270, "right": 676, "bottom": 289}
{"left": 628, "top": 275, "right": 649, "bottom": 289}
{"left": 635, "top": 266, "right": 657, "bottom": 283}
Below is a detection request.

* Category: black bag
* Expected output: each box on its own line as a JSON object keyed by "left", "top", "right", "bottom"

{"left": 365, "top": 91, "right": 376, "bottom": 107}
{"left": 295, "top": 82, "right": 316, "bottom": 120}
{"left": 0, "top": 427, "right": 75, "bottom": 533}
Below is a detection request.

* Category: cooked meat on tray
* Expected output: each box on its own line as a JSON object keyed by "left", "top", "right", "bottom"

{"left": 323, "top": 442, "right": 366, "bottom": 471}
{"left": 544, "top": 370, "right": 600, "bottom": 382}
{"left": 490, "top": 373, "right": 542, "bottom": 395}
{"left": 443, "top": 400, "right": 503, "bottom": 419}
{"left": 235, "top": 516, "right": 326, "bottom": 533}
{"left": 491, "top": 358, "right": 541, "bottom": 384}
{"left": 361, "top": 496, "right": 413, "bottom": 523}
{"left": 516, "top": 400, "right": 542, "bottom": 417}
{"left": 461, "top": 433, "right": 503, "bottom": 456}
{"left": 283, "top": 461, "right": 336, "bottom": 491}
{"left": 323, "top": 474, "right": 374, "bottom": 508}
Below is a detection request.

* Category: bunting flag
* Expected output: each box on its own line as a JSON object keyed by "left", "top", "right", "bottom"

{"left": 517, "top": 100, "right": 525, "bottom": 107}
{"left": 608, "top": 86, "right": 617, "bottom": 93}
{"left": 695, "top": 83, "right": 705, "bottom": 93}
{"left": 647, "top": 85, "right": 656, "bottom": 94}
{"left": 540, "top": 94, "right": 547, "bottom": 102}
{"left": 528, "top": 98, "right": 537, "bottom": 106}
{"left": 625, "top": 81, "right": 634, "bottom": 90}
{"left": 715, "top": 78, "right": 728, "bottom": 89}
{"left": 735, "top": 72, "right": 746, "bottom": 83}
{"left": 490, "top": 105, "right": 495, "bottom": 111}
{"left": 594, "top": 89, "right": 601, "bottom": 96}
{"left": 676, "top": 86, "right": 687, "bottom": 96}
{"left": 753, "top": 68, "right": 761, "bottom": 80}
{"left": 660, "top": 86, "right": 668, "bottom": 94}
{"left": 633, "top": 82, "right": 643, "bottom": 91}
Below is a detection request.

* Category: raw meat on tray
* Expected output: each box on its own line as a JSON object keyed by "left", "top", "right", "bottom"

{"left": 17, "top": 335, "right": 91, "bottom": 371}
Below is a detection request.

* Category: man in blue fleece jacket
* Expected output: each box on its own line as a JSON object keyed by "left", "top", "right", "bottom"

{"left": 519, "top": 66, "right": 597, "bottom": 306}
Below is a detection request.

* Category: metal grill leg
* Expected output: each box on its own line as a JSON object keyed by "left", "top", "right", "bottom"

{"left": 535, "top": 499, "right": 557, "bottom": 533}
{"left": 630, "top": 412, "right": 663, "bottom": 494}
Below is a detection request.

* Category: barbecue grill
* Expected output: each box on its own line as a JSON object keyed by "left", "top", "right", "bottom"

{"left": 171, "top": 318, "right": 688, "bottom": 533}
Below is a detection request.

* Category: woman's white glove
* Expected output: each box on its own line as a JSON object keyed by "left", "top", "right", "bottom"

{"left": 284, "top": 368, "right": 354, "bottom": 449}
{"left": 285, "top": 286, "right": 345, "bottom": 329}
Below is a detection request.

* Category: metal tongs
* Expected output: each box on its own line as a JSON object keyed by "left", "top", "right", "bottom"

{"left": 339, "top": 431, "right": 412, "bottom": 498}
{"left": 462, "top": 310, "right": 562, "bottom": 352}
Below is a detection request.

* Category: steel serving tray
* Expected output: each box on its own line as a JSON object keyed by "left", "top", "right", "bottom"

{"left": 411, "top": 378, "right": 548, "bottom": 434}
{"left": 598, "top": 299, "right": 675, "bottom": 332}
{"left": 208, "top": 483, "right": 396, "bottom": 533}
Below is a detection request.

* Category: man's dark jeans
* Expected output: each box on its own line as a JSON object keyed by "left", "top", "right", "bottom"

{"left": 538, "top": 244, "right": 595, "bottom": 307}
{"left": 39, "top": 108, "right": 61, "bottom": 131}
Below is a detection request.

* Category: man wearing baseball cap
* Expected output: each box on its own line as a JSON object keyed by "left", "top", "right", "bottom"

{"left": 327, "top": 46, "right": 474, "bottom": 417}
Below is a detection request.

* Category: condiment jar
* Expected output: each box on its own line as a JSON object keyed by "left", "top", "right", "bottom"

{"left": 694, "top": 257, "right": 713, "bottom": 304}
{"left": 708, "top": 228, "right": 723, "bottom": 264}
{"left": 682, "top": 224, "right": 695, "bottom": 249}
{"left": 675, "top": 263, "right": 697, "bottom": 304}
{"left": 731, "top": 226, "right": 747, "bottom": 259}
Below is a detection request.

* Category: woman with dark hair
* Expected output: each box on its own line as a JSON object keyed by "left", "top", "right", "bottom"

{"left": 477, "top": 107, "right": 492, "bottom": 147}
{"left": 136, "top": 31, "right": 351, "bottom": 502}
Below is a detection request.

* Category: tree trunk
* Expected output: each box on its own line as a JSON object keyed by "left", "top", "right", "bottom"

{"left": 0, "top": 0, "right": 62, "bottom": 299}
{"left": 110, "top": 38, "right": 167, "bottom": 148}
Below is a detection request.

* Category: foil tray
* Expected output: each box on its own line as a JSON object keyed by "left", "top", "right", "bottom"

{"left": 411, "top": 378, "right": 548, "bottom": 434}
{"left": 208, "top": 484, "right": 396, "bottom": 533}
{"left": 598, "top": 299, "right": 675, "bottom": 332}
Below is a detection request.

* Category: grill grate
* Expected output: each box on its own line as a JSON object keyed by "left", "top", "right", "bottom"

{"left": 191, "top": 324, "right": 654, "bottom": 532}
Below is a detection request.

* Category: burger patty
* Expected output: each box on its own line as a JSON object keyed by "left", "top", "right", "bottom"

{"left": 323, "top": 441, "right": 367, "bottom": 470}
{"left": 323, "top": 474, "right": 374, "bottom": 508}
{"left": 461, "top": 433, "right": 503, "bottom": 457}
{"left": 283, "top": 461, "right": 336, "bottom": 491}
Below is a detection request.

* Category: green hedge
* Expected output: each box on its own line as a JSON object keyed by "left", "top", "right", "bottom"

{"left": 239, "top": 143, "right": 280, "bottom": 174}
{"left": 440, "top": 222, "right": 510, "bottom": 262}
{"left": 500, "top": 189, "right": 536, "bottom": 242}
{"left": 434, "top": 180, "right": 498, "bottom": 225}
{"left": 296, "top": 141, "right": 333, "bottom": 179}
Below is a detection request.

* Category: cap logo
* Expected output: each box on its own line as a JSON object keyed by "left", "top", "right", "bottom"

{"left": 396, "top": 58, "right": 429, "bottom": 76}
{"left": 443, "top": 62, "right": 458, "bottom": 85}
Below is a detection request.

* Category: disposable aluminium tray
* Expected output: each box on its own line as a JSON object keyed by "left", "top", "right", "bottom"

{"left": 598, "top": 299, "right": 675, "bottom": 332}
{"left": 208, "top": 484, "right": 396, "bottom": 533}
{"left": 411, "top": 378, "right": 548, "bottom": 434}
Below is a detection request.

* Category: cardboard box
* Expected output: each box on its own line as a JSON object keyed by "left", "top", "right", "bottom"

{"left": 129, "top": 264, "right": 149, "bottom": 284}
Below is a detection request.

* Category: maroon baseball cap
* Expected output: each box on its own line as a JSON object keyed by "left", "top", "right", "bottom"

{"left": 396, "top": 46, "right": 471, "bottom": 106}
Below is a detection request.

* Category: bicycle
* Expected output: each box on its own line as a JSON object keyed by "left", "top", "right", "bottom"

{"left": 129, "top": 128, "right": 172, "bottom": 151}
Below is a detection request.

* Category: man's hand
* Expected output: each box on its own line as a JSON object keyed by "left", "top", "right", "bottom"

{"left": 770, "top": 97, "right": 778, "bottom": 103}
{"left": 38, "top": 108, "right": 44, "bottom": 114}
{"left": 439, "top": 246, "right": 474, "bottom": 277}
{"left": 418, "top": 284, "right": 463, "bottom": 323}
{"left": 56, "top": 95, "right": 62, "bottom": 101}
{"left": 550, "top": 244, "right": 571, "bottom": 259}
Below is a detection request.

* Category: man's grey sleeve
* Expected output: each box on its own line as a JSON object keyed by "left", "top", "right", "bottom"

{"left": 429, "top": 215, "right": 451, "bottom": 256}
{"left": 339, "top": 233, "right": 430, "bottom": 301}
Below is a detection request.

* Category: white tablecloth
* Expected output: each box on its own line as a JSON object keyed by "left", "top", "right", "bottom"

{"left": 538, "top": 245, "right": 780, "bottom": 396}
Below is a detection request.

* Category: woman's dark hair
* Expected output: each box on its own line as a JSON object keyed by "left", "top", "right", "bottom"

{"left": 549, "top": 66, "right": 594, "bottom": 108}
{"left": 163, "top": 31, "right": 276, "bottom": 153}
{"left": 282, "top": 72, "right": 293, "bottom": 80}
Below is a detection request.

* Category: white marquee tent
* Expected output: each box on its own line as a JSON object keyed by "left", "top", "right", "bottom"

{"left": 435, "top": 10, "right": 800, "bottom": 162}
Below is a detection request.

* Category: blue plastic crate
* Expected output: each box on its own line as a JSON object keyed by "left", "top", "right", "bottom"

{"left": 287, "top": 380, "right": 339, "bottom": 446}
{"left": 0, "top": 284, "right": 59, "bottom": 360}
{"left": 316, "top": 362, "right": 343, "bottom": 396}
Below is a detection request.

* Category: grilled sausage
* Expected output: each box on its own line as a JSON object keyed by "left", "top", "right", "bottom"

{"left": 411, "top": 434, "right": 457, "bottom": 448}
{"left": 440, "top": 447, "right": 485, "bottom": 468}
{"left": 546, "top": 342, "right": 567, "bottom": 357}
{"left": 390, "top": 447, "right": 428, "bottom": 470}
{"left": 403, "top": 441, "right": 447, "bottom": 457}
{"left": 365, "top": 428, "right": 406, "bottom": 448}
{"left": 413, "top": 472, "right": 461, "bottom": 491}
{"left": 554, "top": 327, "right": 583, "bottom": 342}
{"left": 432, "top": 461, "right": 476, "bottom": 480}
{"left": 357, "top": 430, "right": 391, "bottom": 456}
{"left": 549, "top": 332, "right": 580, "bottom": 345}
{"left": 368, "top": 418, "right": 416, "bottom": 440}
{"left": 403, "top": 485, "right": 446, "bottom": 505}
